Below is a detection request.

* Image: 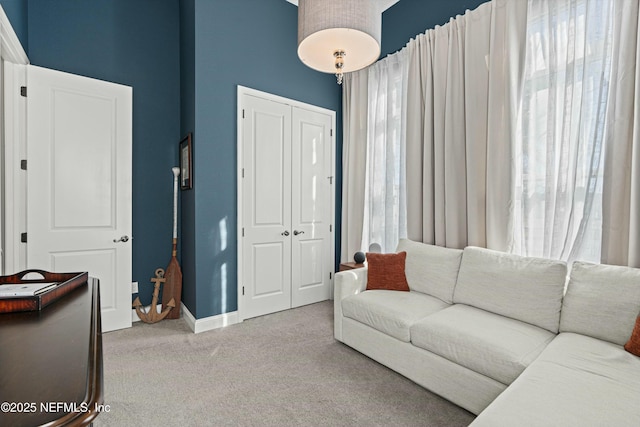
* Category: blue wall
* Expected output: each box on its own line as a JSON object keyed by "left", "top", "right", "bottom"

{"left": 26, "top": 0, "right": 181, "bottom": 305}
{"left": 381, "top": 0, "right": 488, "bottom": 57}
{"left": 180, "top": 0, "right": 342, "bottom": 319}
{"left": 0, "top": 0, "right": 27, "bottom": 50}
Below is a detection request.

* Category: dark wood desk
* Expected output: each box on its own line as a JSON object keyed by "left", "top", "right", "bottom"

{"left": 0, "top": 278, "right": 104, "bottom": 427}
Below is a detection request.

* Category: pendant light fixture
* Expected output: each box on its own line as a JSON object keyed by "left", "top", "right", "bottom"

{"left": 297, "top": 0, "right": 382, "bottom": 84}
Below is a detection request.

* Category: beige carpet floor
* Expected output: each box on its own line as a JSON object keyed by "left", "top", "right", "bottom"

{"left": 94, "top": 301, "right": 474, "bottom": 427}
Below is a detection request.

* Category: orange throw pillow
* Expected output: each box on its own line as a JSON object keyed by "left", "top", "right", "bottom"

{"left": 366, "top": 251, "right": 409, "bottom": 292}
{"left": 624, "top": 315, "right": 640, "bottom": 357}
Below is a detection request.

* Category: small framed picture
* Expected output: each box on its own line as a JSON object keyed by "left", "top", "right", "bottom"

{"left": 179, "top": 133, "right": 193, "bottom": 190}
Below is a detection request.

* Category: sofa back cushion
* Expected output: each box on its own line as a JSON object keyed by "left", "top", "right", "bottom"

{"left": 453, "top": 247, "right": 567, "bottom": 333}
{"left": 395, "top": 239, "right": 463, "bottom": 303}
{"left": 560, "top": 261, "right": 640, "bottom": 346}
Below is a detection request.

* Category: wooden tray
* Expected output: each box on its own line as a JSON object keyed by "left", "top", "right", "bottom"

{"left": 0, "top": 269, "right": 89, "bottom": 314}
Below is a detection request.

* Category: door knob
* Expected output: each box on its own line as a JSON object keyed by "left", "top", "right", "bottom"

{"left": 281, "top": 231, "right": 290, "bottom": 236}
{"left": 113, "top": 235, "right": 130, "bottom": 243}
{"left": 293, "top": 230, "right": 305, "bottom": 236}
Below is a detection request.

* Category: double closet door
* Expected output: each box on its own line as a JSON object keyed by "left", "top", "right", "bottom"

{"left": 239, "top": 88, "right": 335, "bottom": 320}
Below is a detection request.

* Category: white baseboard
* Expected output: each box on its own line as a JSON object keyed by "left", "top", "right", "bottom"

{"left": 131, "top": 301, "right": 239, "bottom": 333}
{"left": 181, "top": 302, "right": 240, "bottom": 334}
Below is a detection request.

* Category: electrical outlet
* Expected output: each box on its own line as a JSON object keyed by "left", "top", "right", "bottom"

{"left": 131, "top": 281, "right": 138, "bottom": 294}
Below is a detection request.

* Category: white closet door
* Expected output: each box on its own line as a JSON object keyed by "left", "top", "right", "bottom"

{"left": 239, "top": 87, "right": 334, "bottom": 321}
{"left": 241, "top": 94, "right": 292, "bottom": 319}
{"left": 291, "top": 107, "right": 333, "bottom": 307}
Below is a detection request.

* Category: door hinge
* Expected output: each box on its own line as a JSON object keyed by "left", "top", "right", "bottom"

{"left": 328, "top": 176, "right": 333, "bottom": 185}
{"left": 242, "top": 109, "right": 245, "bottom": 119}
{"left": 242, "top": 168, "right": 245, "bottom": 178}
{"left": 242, "top": 227, "right": 245, "bottom": 237}
{"left": 329, "top": 272, "right": 332, "bottom": 279}
{"left": 20, "top": 232, "right": 27, "bottom": 243}
{"left": 242, "top": 286, "right": 245, "bottom": 296}
{"left": 330, "top": 224, "right": 333, "bottom": 232}
{"left": 330, "top": 129, "right": 333, "bottom": 137}
{"left": 20, "top": 86, "right": 27, "bottom": 97}
{"left": 20, "top": 160, "right": 27, "bottom": 170}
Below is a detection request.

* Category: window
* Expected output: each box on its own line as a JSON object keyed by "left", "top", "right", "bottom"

{"left": 513, "top": 0, "right": 613, "bottom": 263}
{"left": 361, "top": 52, "right": 408, "bottom": 253}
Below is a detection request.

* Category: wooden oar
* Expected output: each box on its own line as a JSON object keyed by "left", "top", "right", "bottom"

{"left": 162, "top": 167, "right": 183, "bottom": 319}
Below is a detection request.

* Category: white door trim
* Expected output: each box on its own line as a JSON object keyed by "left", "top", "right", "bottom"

{"left": 1, "top": 4, "right": 29, "bottom": 275}
{"left": 0, "top": 6, "right": 29, "bottom": 65}
{"left": 237, "top": 85, "right": 336, "bottom": 322}
{"left": 2, "top": 62, "right": 27, "bottom": 274}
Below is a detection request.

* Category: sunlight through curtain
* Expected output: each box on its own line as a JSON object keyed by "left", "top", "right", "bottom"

{"left": 361, "top": 50, "right": 408, "bottom": 253}
{"left": 513, "top": 0, "right": 614, "bottom": 263}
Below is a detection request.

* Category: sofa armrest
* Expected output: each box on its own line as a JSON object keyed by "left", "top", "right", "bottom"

{"left": 334, "top": 267, "right": 368, "bottom": 341}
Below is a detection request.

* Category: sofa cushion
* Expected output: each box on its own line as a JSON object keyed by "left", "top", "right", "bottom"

{"left": 410, "top": 304, "right": 555, "bottom": 385}
{"left": 560, "top": 261, "right": 640, "bottom": 346}
{"left": 341, "top": 290, "right": 449, "bottom": 342}
{"left": 453, "top": 246, "right": 566, "bottom": 333}
{"left": 395, "top": 239, "right": 463, "bottom": 303}
{"left": 470, "top": 333, "right": 640, "bottom": 427}
{"left": 365, "top": 251, "right": 409, "bottom": 291}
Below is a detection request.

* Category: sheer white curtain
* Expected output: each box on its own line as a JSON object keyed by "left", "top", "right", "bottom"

{"left": 341, "top": 50, "right": 408, "bottom": 257}
{"left": 361, "top": 50, "right": 409, "bottom": 253}
{"left": 513, "top": 0, "right": 614, "bottom": 263}
{"left": 601, "top": 0, "right": 640, "bottom": 268}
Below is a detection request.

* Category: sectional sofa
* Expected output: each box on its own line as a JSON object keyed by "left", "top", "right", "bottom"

{"left": 334, "top": 239, "right": 640, "bottom": 426}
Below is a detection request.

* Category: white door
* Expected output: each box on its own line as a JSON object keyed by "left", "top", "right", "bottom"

{"left": 26, "top": 65, "right": 132, "bottom": 332}
{"left": 241, "top": 95, "right": 292, "bottom": 319}
{"left": 239, "top": 88, "right": 334, "bottom": 320}
{"left": 291, "top": 107, "right": 332, "bottom": 307}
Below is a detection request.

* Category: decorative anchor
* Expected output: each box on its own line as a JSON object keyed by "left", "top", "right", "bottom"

{"left": 132, "top": 268, "right": 175, "bottom": 323}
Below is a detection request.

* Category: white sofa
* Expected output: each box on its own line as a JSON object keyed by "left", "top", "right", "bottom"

{"left": 334, "top": 239, "right": 640, "bottom": 426}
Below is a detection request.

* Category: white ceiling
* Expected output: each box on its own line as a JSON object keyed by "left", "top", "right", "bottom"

{"left": 286, "top": 0, "right": 400, "bottom": 12}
